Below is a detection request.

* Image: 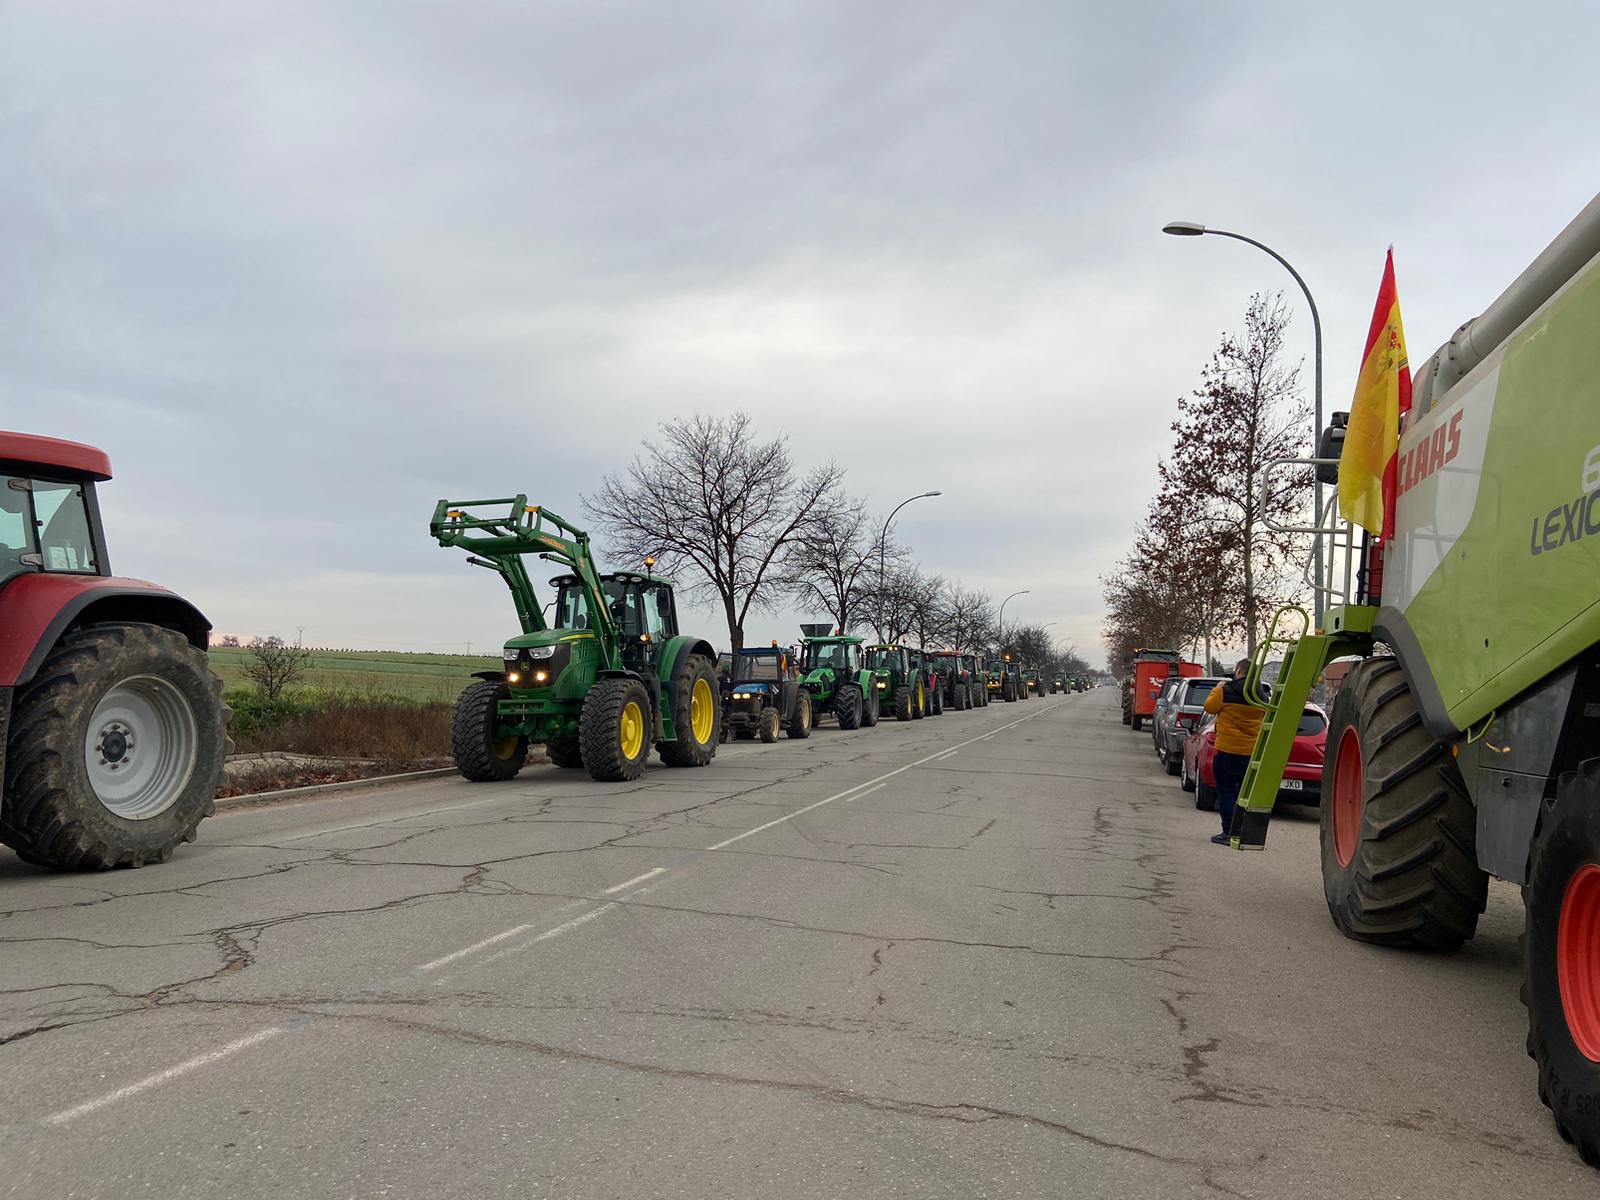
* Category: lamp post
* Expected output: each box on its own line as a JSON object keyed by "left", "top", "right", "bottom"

{"left": 1163, "top": 220, "right": 1326, "bottom": 629}
{"left": 877, "top": 490, "right": 941, "bottom": 638}
{"left": 997, "top": 589, "right": 1029, "bottom": 650}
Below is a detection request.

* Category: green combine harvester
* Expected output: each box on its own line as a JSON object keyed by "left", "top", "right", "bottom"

{"left": 1230, "top": 193, "right": 1600, "bottom": 1165}
{"left": 431, "top": 497, "right": 720, "bottom": 783}
{"left": 797, "top": 625, "right": 880, "bottom": 728}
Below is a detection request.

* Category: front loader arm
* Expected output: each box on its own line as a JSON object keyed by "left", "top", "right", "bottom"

{"left": 430, "top": 497, "right": 620, "bottom": 662}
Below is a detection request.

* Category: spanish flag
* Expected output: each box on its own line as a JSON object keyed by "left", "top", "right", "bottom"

{"left": 1338, "top": 250, "right": 1410, "bottom": 539}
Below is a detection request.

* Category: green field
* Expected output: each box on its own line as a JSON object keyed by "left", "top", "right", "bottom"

{"left": 209, "top": 647, "right": 499, "bottom": 702}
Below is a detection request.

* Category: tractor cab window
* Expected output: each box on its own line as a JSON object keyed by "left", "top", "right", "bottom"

{"left": 34, "top": 482, "right": 96, "bottom": 573}
{"left": 641, "top": 584, "right": 673, "bottom": 641}
{"left": 734, "top": 654, "right": 784, "bottom": 682}
{"left": 0, "top": 477, "right": 97, "bottom": 581}
{"left": 605, "top": 580, "right": 645, "bottom": 640}
{"left": 0, "top": 476, "right": 35, "bottom": 584}
{"left": 804, "top": 642, "right": 852, "bottom": 672}
{"left": 866, "top": 647, "right": 899, "bottom": 671}
{"left": 553, "top": 580, "right": 591, "bottom": 631}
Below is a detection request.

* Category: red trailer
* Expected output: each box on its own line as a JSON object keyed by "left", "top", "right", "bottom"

{"left": 1129, "top": 649, "right": 1202, "bottom": 731}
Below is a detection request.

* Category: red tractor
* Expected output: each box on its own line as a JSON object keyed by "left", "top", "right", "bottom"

{"left": 0, "top": 432, "right": 228, "bottom": 869}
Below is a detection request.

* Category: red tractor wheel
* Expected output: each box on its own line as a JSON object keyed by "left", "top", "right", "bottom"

{"left": 2, "top": 623, "right": 228, "bottom": 870}
{"left": 1525, "top": 758, "right": 1600, "bottom": 1166}
{"left": 1318, "top": 658, "right": 1486, "bottom": 950}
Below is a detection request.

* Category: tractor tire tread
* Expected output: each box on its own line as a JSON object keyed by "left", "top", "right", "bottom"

{"left": 836, "top": 685, "right": 862, "bottom": 730}
{"left": 451, "top": 679, "right": 527, "bottom": 782}
{"left": 1523, "top": 758, "right": 1600, "bottom": 1166}
{"left": 785, "top": 691, "right": 812, "bottom": 739}
{"left": 658, "top": 655, "right": 718, "bottom": 768}
{"left": 0, "top": 623, "right": 227, "bottom": 870}
{"left": 580, "top": 677, "right": 651, "bottom": 781}
{"left": 1319, "top": 658, "right": 1487, "bottom": 952}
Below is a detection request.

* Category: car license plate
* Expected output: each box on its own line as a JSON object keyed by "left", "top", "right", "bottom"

{"left": 1280, "top": 779, "right": 1303, "bottom": 791}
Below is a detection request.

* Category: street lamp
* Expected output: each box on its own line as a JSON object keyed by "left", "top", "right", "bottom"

{"left": 877, "top": 490, "right": 941, "bottom": 637}
{"left": 1163, "top": 220, "right": 1326, "bottom": 628}
{"left": 997, "top": 589, "right": 1029, "bottom": 649}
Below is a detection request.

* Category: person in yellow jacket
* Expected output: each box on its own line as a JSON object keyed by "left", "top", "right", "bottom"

{"left": 1203, "top": 659, "right": 1266, "bottom": 844}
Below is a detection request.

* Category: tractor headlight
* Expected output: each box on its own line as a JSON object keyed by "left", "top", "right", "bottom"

{"left": 507, "top": 671, "right": 521, "bottom": 684}
{"left": 526, "top": 645, "right": 558, "bottom": 660}
{"left": 876, "top": 680, "right": 887, "bottom": 689}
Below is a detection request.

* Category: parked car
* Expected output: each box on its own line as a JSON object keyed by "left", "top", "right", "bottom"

{"left": 1154, "top": 676, "right": 1225, "bottom": 774}
{"left": 1181, "top": 704, "right": 1328, "bottom": 810}
{"left": 1149, "top": 676, "right": 1185, "bottom": 756}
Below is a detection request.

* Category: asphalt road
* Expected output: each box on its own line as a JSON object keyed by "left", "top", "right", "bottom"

{"left": 0, "top": 689, "right": 1591, "bottom": 1198}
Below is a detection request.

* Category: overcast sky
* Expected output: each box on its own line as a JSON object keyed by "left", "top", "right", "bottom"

{"left": 4, "top": 2, "right": 1597, "bottom": 666}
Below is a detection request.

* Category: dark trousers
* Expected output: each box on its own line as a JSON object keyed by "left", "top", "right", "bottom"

{"left": 1213, "top": 751, "right": 1250, "bottom": 836}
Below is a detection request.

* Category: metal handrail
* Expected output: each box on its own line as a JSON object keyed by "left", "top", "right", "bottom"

{"left": 1259, "top": 457, "right": 1362, "bottom": 619}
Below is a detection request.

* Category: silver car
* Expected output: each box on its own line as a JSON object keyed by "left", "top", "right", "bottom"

{"left": 1150, "top": 675, "right": 1185, "bottom": 756}
{"left": 1157, "top": 676, "right": 1225, "bottom": 775}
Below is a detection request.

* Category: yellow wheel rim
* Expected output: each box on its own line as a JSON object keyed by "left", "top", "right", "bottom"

{"left": 620, "top": 700, "right": 645, "bottom": 760}
{"left": 492, "top": 736, "right": 519, "bottom": 760}
{"left": 690, "top": 677, "right": 715, "bottom": 744}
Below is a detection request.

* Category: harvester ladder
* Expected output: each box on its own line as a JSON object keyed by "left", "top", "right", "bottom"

{"left": 1229, "top": 604, "right": 1377, "bottom": 850}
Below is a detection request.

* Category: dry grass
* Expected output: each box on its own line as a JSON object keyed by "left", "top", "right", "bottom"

{"left": 231, "top": 691, "right": 453, "bottom": 763}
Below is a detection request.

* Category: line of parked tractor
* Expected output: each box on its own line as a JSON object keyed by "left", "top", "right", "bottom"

{"left": 713, "top": 625, "right": 1092, "bottom": 747}
{"left": 436, "top": 498, "right": 1092, "bottom": 786}
{"left": 1, "top": 450, "right": 1097, "bottom": 874}
{"left": 1119, "top": 647, "right": 1328, "bottom": 811}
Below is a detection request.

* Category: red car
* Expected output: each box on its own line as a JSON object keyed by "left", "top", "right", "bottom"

{"left": 1180, "top": 704, "right": 1328, "bottom": 811}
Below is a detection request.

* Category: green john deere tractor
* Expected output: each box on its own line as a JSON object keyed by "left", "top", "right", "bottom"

{"left": 865, "top": 643, "right": 926, "bottom": 720}
{"left": 431, "top": 497, "right": 720, "bottom": 783}
{"left": 797, "top": 625, "right": 879, "bottom": 729}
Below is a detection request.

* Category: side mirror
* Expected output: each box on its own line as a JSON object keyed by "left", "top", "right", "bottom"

{"left": 1316, "top": 413, "right": 1348, "bottom": 485}
{"left": 655, "top": 590, "right": 672, "bottom": 617}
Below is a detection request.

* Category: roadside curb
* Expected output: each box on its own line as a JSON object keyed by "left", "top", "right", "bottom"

{"left": 216, "top": 767, "right": 457, "bottom": 808}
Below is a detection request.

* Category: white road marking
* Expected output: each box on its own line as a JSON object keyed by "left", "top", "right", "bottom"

{"left": 603, "top": 867, "right": 665, "bottom": 893}
{"left": 928, "top": 748, "right": 959, "bottom": 762}
{"left": 416, "top": 924, "right": 537, "bottom": 972}
{"left": 705, "top": 702, "right": 1063, "bottom": 851}
{"left": 847, "top": 781, "right": 890, "bottom": 803}
{"left": 45, "top": 1027, "right": 284, "bottom": 1125}
{"left": 466, "top": 892, "right": 651, "bottom": 973}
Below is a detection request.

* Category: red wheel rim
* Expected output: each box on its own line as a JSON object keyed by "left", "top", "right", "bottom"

{"left": 1558, "top": 863, "right": 1600, "bottom": 1062}
{"left": 1331, "top": 726, "right": 1363, "bottom": 868}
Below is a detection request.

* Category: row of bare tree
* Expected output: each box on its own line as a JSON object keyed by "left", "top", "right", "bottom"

{"left": 583, "top": 412, "right": 1091, "bottom": 674}
{"left": 1101, "top": 293, "right": 1312, "bottom": 673}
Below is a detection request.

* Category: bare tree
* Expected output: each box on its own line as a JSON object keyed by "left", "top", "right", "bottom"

{"left": 1012, "top": 623, "right": 1055, "bottom": 669}
{"left": 1159, "top": 292, "right": 1311, "bottom": 653}
{"left": 218, "top": 634, "right": 241, "bottom": 648}
{"left": 786, "top": 492, "right": 900, "bottom": 634}
{"left": 584, "top": 413, "right": 845, "bottom": 653}
{"left": 905, "top": 570, "right": 948, "bottom": 650}
{"left": 866, "top": 564, "right": 928, "bottom": 644}
{"left": 1056, "top": 643, "right": 1092, "bottom": 676}
{"left": 938, "top": 583, "right": 995, "bottom": 654}
{"left": 242, "top": 636, "right": 311, "bottom": 701}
